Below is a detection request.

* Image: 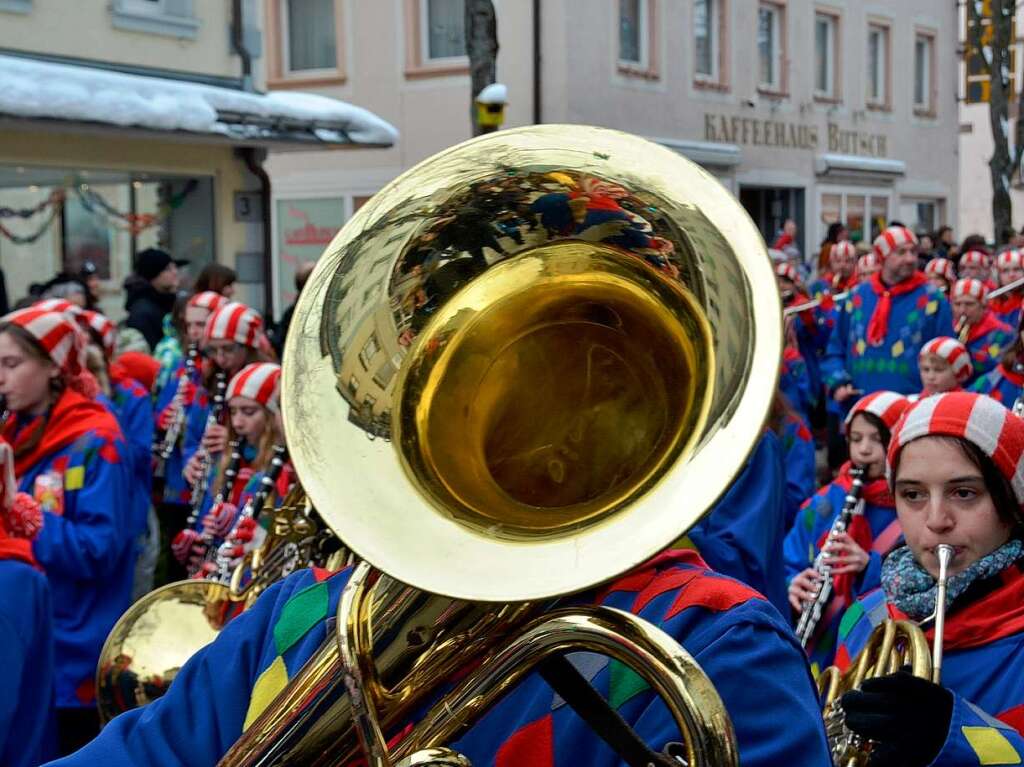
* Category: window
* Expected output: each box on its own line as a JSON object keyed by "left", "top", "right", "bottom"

{"left": 619, "top": 0, "right": 647, "bottom": 65}
{"left": 757, "top": 3, "right": 784, "bottom": 92}
{"left": 694, "top": 0, "right": 719, "bottom": 80}
{"left": 110, "top": 0, "right": 198, "bottom": 38}
{"left": 283, "top": 0, "right": 337, "bottom": 72}
{"left": 422, "top": 0, "right": 465, "bottom": 61}
{"left": 819, "top": 190, "right": 890, "bottom": 244}
{"left": 914, "top": 32, "right": 934, "bottom": 113}
{"left": 359, "top": 334, "right": 380, "bottom": 369}
{"left": 814, "top": 11, "right": 837, "bottom": 99}
{"left": 867, "top": 22, "right": 890, "bottom": 108}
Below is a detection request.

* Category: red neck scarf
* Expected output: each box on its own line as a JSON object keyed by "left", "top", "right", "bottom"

{"left": 866, "top": 271, "right": 928, "bottom": 346}
{"left": 888, "top": 560, "right": 1024, "bottom": 650}
{"left": 823, "top": 272, "right": 859, "bottom": 294}
{"left": 998, "top": 363, "right": 1024, "bottom": 387}
{"left": 4, "top": 389, "right": 121, "bottom": 479}
{"left": 820, "top": 462, "right": 895, "bottom": 601}
{"left": 966, "top": 311, "right": 1005, "bottom": 344}
{"left": 0, "top": 523, "right": 34, "bottom": 567}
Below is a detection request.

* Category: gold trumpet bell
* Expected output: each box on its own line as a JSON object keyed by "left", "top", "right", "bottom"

{"left": 284, "top": 124, "right": 781, "bottom": 602}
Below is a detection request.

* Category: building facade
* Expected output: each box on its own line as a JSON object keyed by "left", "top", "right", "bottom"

{"left": 0, "top": 0, "right": 392, "bottom": 321}
{"left": 265, "top": 0, "right": 959, "bottom": 315}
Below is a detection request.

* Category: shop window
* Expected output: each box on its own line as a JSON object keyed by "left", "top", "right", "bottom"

{"left": 866, "top": 21, "right": 891, "bottom": 109}
{"left": 0, "top": 0, "right": 32, "bottom": 14}
{"left": 819, "top": 190, "right": 890, "bottom": 245}
{"left": 267, "top": 0, "right": 345, "bottom": 87}
{"left": 757, "top": 3, "right": 785, "bottom": 94}
{"left": 348, "top": 375, "right": 359, "bottom": 396}
{"left": 405, "top": 0, "right": 468, "bottom": 78}
{"left": 694, "top": 0, "right": 726, "bottom": 88}
{"left": 814, "top": 10, "right": 838, "bottom": 101}
{"left": 110, "top": 0, "right": 198, "bottom": 38}
{"left": 914, "top": 31, "right": 935, "bottom": 115}
{"left": 899, "top": 199, "right": 941, "bottom": 234}
{"left": 373, "top": 358, "right": 398, "bottom": 389}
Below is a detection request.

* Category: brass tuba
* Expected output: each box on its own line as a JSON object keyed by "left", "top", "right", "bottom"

{"left": 111, "top": 125, "right": 782, "bottom": 763}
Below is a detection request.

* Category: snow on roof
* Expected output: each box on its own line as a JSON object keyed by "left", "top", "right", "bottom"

{"left": 0, "top": 54, "right": 398, "bottom": 147}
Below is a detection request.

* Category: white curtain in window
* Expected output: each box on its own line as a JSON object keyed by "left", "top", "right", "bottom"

{"left": 758, "top": 7, "right": 776, "bottom": 86}
{"left": 619, "top": 0, "right": 641, "bottom": 63}
{"left": 914, "top": 38, "right": 929, "bottom": 106}
{"left": 695, "top": 0, "right": 713, "bottom": 76}
{"left": 815, "top": 16, "right": 830, "bottom": 94}
{"left": 287, "top": 0, "right": 336, "bottom": 72}
{"left": 427, "top": 0, "right": 466, "bottom": 59}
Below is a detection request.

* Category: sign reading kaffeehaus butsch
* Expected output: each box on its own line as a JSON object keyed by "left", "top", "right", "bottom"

{"left": 703, "top": 113, "right": 888, "bottom": 158}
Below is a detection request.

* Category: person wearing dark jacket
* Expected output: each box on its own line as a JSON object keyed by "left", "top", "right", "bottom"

{"left": 270, "top": 261, "right": 314, "bottom": 357}
{"left": 124, "top": 249, "right": 186, "bottom": 351}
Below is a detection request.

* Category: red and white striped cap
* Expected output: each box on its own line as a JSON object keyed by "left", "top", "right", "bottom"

{"left": 998, "top": 249, "right": 1024, "bottom": 269}
{"left": 960, "top": 250, "right": 990, "bottom": 269}
{"left": 952, "top": 278, "right": 988, "bottom": 302}
{"left": 924, "top": 258, "right": 956, "bottom": 283}
{"left": 845, "top": 390, "right": 912, "bottom": 433}
{"left": 226, "top": 363, "right": 281, "bottom": 412}
{"left": 75, "top": 310, "right": 117, "bottom": 359}
{"left": 831, "top": 241, "right": 858, "bottom": 261}
{"left": 919, "top": 336, "right": 973, "bottom": 383}
{"left": 775, "top": 262, "right": 800, "bottom": 284}
{"left": 33, "top": 298, "right": 80, "bottom": 316}
{"left": 1, "top": 307, "right": 84, "bottom": 375}
{"left": 187, "top": 291, "right": 228, "bottom": 313}
{"left": 857, "top": 253, "right": 882, "bottom": 274}
{"left": 888, "top": 392, "right": 1024, "bottom": 506}
{"left": 873, "top": 226, "right": 918, "bottom": 259}
{"left": 202, "top": 302, "right": 263, "bottom": 349}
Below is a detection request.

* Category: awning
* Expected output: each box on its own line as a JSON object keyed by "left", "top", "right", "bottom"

{"left": 651, "top": 136, "right": 742, "bottom": 168}
{"left": 815, "top": 153, "right": 905, "bottom": 180}
{"left": 0, "top": 53, "right": 397, "bottom": 149}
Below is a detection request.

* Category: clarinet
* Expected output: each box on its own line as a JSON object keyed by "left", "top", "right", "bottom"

{"left": 795, "top": 465, "right": 867, "bottom": 647}
{"left": 186, "top": 438, "right": 244, "bottom": 577}
{"left": 185, "top": 372, "right": 228, "bottom": 528}
{"left": 212, "top": 444, "right": 289, "bottom": 585}
{"left": 153, "top": 344, "right": 198, "bottom": 478}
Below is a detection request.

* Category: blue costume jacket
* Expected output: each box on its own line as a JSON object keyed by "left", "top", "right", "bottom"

{"left": 779, "top": 412, "right": 816, "bottom": 530}
{"left": 13, "top": 391, "right": 133, "bottom": 709}
{"left": 45, "top": 552, "right": 830, "bottom": 767}
{"left": 835, "top": 565, "right": 1024, "bottom": 767}
{"left": 687, "top": 431, "right": 789, "bottom": 615}
{"left": 822, "top": 275, "right": 953, "bottom": 407}
{"left": 155, "top": 361, "right": 205, "bottom": 505}
{"left": 0, "top": 559, "right": 55, "bottom": 766}
{"left": 782, "top": 474, "right": 901, "bottom": 673}
{"left": 971, "top": 363, "right": 1024, "bottom": 409}
{"left": 963, "top": 313, "right": 1015, "bottom": 385}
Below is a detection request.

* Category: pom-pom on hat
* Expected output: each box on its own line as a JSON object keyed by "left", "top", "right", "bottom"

{"left": 775, "top": 262, "right": 800, "bottom": 284}
{"left": 960, "top": 250, "right": 991, "bottom": 270}
{"left": 202, "top": 302, "right": 263, "bottom": 349}
{"left": 873, "top": 226, "right": 918, "bottom": 259}
{"left": 845, "top": 390, "right": 912, "bottom": 433}
{"left": 952, "top": 278, "right": 989, "bottom": 302}
{"left": 919, "top": 336, "right": 973, "bottom": 384}
{"left": 226, "top": 362, "right": 281, "bottom": 412}
{"left": 187, "top": 290, "right": 228, "bottom": 314}
{"left": 924, "top": 258, "right": 957, "bottom": 284}
{"left": 887, "top": 392, "right": 1024, "bottom": 507}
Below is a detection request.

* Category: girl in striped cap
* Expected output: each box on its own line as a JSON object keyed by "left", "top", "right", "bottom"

{"left": 173, "top": 363, "right": 291, "bottom": 580}
{"left": 925, "top": 257, "right": 957, "bottom": 295}
{"left": 993, "top": 249, "right": 1024, "bottom": 329}
{"left": 784, "top": 390, "right": 911, "bottom": 672}
{"left": 971, "top": 310, "right": 1024, "bottom": 410}
{"left": 951, "top": 278, "right": 1014, "bottom": 384}
{"left": 0, "top": 308, "right": 132, "bottom": 753}
{"left": 835, "top": 392, "right": 1024, "bottom": 766}
{"left": 958, "top": 249, "right": 997, "bottom": 291}
{"left": 919, "top": 337, "right": 973, "bottom": 398}
{"left": 810, "top": 240, "right": 860, "bottom": 301}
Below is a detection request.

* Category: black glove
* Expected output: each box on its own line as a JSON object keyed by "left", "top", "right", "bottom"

{"left": 840, "top": 670, "right": 954, "bottom": 767}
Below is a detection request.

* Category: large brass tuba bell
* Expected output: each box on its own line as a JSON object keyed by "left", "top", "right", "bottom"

{"left": 104, "top": 125, "right": 782, "bottom": 763}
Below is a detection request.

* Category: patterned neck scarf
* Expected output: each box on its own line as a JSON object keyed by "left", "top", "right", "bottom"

{"left": 882, "top": 540, "right": 1024, "bottom": 621}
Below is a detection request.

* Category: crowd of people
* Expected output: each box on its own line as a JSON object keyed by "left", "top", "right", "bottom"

{"left": 2, "top": 218, "right": 1024, "bottom": 766}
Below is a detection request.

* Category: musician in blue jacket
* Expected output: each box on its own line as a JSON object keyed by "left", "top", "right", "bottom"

{"left": 45, "top": 547, "right": 830, "bottom": 767}
{"left": 0, "top": 307, "right": 132, "bottom": 754}
{"left": 823, "top": 225, "right": 954, "bottom": 413}
{"left": 836, "top": 392, "right": 1024, "bottom": 766}
{"left": 785, "top": 391, "right": 910, "bottom": 673}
